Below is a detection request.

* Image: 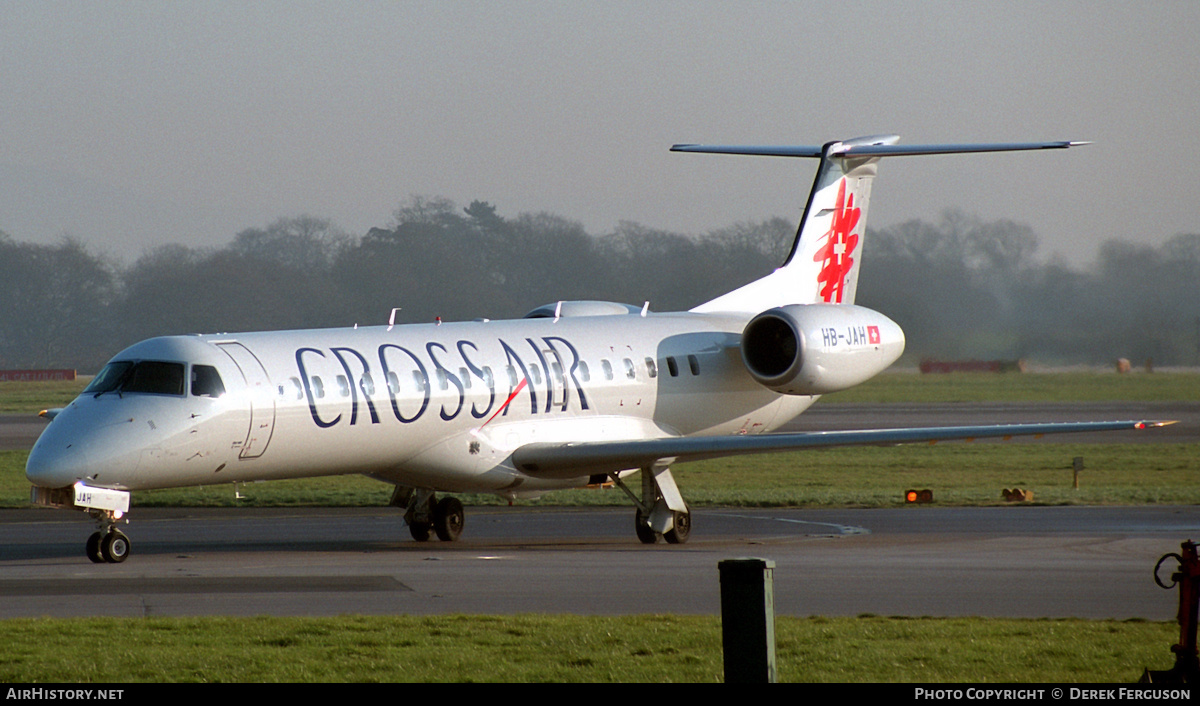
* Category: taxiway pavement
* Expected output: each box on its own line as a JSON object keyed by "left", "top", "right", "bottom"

{"left": 0, "top": 505, "right": 1194, "bottom": 620}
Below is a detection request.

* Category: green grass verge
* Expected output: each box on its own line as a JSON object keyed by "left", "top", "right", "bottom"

{"left": 0, "top": 379, "right": 89, "bottom": 414}
{"left": 0, "top": 614, "right": 1175, "bottom": 683}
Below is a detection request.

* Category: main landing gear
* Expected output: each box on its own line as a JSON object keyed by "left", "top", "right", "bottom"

{"left": 391, "top": 486, "right": 465, "bottom": 542}
{"left": 612, "top": 460, "right": 692, "bottom": 545}
{"left": 86, "top": 511, "right": 130, "bottom": 563}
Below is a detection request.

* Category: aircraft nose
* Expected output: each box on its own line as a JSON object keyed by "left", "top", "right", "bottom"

{"left": 26, "top": 437, "right": 93, "bottom": 488}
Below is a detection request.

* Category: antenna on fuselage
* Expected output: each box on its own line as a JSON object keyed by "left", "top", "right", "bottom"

{"left": 388, "top": 307, "right": 402, "bottom": 331}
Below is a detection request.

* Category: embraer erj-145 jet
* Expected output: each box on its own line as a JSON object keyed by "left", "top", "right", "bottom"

{"left": 26, "top": 135, "right": 1170, "bottom": 563}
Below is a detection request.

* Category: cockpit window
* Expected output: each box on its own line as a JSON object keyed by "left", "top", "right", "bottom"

{"left": 84, "top": 361, "right": 134, "bottom": 394}
{"left": 85, "top": 360, "right": 185, "bottom": 396}
{"left": 123, "top": 361, "right": 186, "bottom": 395}
{"left": 191, "top": 365, "right": 225, "bottom": 398}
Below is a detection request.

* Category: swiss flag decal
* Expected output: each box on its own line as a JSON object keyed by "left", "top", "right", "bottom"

{"left": 868, "top": 325, "right": 881, "bottom": 344}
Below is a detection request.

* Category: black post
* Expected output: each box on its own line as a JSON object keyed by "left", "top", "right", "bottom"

{"left": 719, "top": 558, "right": 777, "bottom": 683}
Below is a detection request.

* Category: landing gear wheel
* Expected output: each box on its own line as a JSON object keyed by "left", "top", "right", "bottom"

{"left": 100, "top": 530, "right": 130, "bottom": 563}
{"left": 409, "top": 521, "right": 433, "bottom": 542}
{"left": 86, "top": 532, "right": 104, "bottom": 563}
{"left": 433, "top": 497, "right": 465, "bottom": 542}
{"left": 635, "top": 509, "right": 660, "bottom": 544}
{"left": 664, "top": 507, "right": 691, "bottom": 544}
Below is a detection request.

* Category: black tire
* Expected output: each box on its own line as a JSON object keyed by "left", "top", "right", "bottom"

{"left": 634, "top": 509, "right": 659, "bottom": 544}
{"left": 664, "top": 508, "right": 691, "bottom": 544}
{"left": 433, "top": 497, "right": 465, "bottom": 541}
{"left": 86, "top": 532, "right": 104, "bottom": 563}
{"left": 409, "top": 521, "right": 433, "bottom": 542}
{"left": 100, "top": 531, "right": 130, "bottom": 563}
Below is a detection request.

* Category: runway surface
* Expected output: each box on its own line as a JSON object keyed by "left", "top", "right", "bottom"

{"left": 1, "top": 505, "right": 1195, "bottom": 620}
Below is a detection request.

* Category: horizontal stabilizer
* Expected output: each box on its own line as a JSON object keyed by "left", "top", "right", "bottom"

{"left": 513, "top": 420, "right": 1173, "bottom": 479}
{"left": 670, "top": 140, "right": 1087, "bottom": 159}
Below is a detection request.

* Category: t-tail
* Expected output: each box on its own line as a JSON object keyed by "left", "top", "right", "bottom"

{"left": 675, "top": 136, "right": 1087, "bottom": 314}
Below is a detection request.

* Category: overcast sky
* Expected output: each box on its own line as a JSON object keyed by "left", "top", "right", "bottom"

{"left": 2, "top": 1, "right": 1197, "bottom": 266}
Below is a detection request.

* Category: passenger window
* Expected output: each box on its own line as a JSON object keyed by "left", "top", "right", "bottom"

{"left": 411, "top": 371, "right": 424, "bottom": 391}
{"left": 360, "top": 373, "right": 375, "bottom": 396}
{"left": 601, "top": 360, "right": 613, "bottom": 380}
{"left": 688, "top": 355, "right": 700, "bottom": 376}
{"left": 529, "top": 364, "right": 542, "bottom": 386}
{"left": 436, "top": 369, "right": 448, "bottom": 391}
{"left": 289, "top": 377, "right": 304, "bottom": 400}
{"left": 191, "top": 365, "right": 225, "bottom": 398}
{"left": 666, "top": 357, "right": 679, "bottom": 377}
{"left": 482, "top": 366, "right": 495, "bottom": 389}
{"left": 459, "top": 368, "right": 471, "bottom": 389}
{"left": 311, "top": 376, "right": 325, "bottom": 398}
{"left": 577, "top": 361, "right": 591, "bottom": 382}
{"left": 623, "top": 359, "right": 636, "bottom": 380}
{"left": 506, "top": 366, "right": 518, "bottom": 387}
{"left": 644, "top": 357, "right": 657, "bottom": 378}
{"left": 336, "top": 375, "right": 350, "bottom": 397}
{"left": 387, "top": 372, "right": 400, "bottom": 395}
{"left": 551, "top": 362, "right": 564, "bottom": 385}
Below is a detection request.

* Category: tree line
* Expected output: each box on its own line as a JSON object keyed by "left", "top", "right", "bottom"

{"left": 1, "top": 197, "right": 1196, "bottom": 372}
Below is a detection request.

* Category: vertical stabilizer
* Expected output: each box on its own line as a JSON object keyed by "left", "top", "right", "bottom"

{"left": 674, "top": 136, "right": 1084, "bottom": 315}
{"left": 685, "top": 135, "right": 897, "bottom": 314}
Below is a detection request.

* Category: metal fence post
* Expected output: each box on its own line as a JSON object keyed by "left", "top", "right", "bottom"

{"left": 719, "top": 558, "right": 777, "bottom": 683}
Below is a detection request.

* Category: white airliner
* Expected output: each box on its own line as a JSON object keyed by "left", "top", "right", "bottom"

{"left": 26, "top": 135, "right": 1169, "bottom": 563}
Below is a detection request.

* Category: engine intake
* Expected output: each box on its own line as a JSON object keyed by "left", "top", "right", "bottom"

{"left": 741, "top": 304, "right": 904, "bottom": 395}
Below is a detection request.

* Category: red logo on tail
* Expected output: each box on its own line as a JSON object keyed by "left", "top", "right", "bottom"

{"left": 813, "top": 179, "right": 861, "bottom": 303}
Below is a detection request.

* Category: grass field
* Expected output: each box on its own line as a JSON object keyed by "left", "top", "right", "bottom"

{"left": 3, "top": 372, "right": 1194, "bottom": 683}
{"left": 0, "top": 614, "right": 1178, "bottom": 683}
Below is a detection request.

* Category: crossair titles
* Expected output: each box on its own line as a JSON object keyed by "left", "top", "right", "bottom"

{"left": 294, "top": 335, "right": 591, "bottom": 429}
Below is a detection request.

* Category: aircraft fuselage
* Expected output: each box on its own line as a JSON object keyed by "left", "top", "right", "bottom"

{"left": 26, "top": 310, "right": 817, "bottom": 497}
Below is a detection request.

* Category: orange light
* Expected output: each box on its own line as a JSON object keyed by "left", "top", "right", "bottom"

{"left": 905, "top": 490, "right": 919, "bottom": 503}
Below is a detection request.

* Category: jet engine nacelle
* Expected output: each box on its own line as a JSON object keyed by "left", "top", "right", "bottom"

{"left": 740, "top": 304, "right": 905, "bottom": 395}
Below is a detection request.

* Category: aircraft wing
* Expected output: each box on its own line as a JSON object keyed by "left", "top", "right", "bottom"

{"left": 511, "top": 420, "right": 1173, "bottom": 479}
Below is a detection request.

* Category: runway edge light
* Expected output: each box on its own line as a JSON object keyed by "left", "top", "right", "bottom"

{"left": 904, "top": 489, "right": 933, "bottom": 504}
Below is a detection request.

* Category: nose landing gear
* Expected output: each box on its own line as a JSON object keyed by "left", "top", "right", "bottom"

{"left": 31, "top": 485, "right": 133, "bottom": 564}
{"left": 86, "top": 510, "right": 130, "bottom": 564}
{"left": 86, "top": 528, "right": 131, "bottom": 563}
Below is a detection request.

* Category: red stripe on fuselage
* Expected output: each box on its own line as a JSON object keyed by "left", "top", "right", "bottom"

{"left": 480, "top": 377, "right": 528, "bottom": 429}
